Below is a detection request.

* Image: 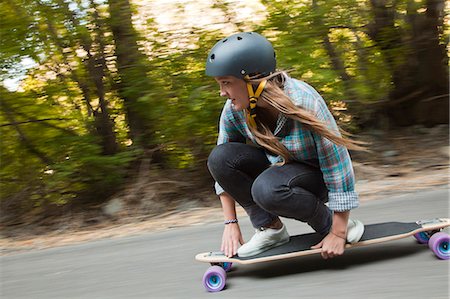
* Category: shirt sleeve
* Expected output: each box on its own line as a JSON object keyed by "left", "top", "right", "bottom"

{"left": 217, "top": 100, "right": 246, "bottom": 145}
{"left": 312, "top": 96, "right": 359, "bottom": 212}
{"left": 214, "top": 100, "right": 246, "bottom": 195}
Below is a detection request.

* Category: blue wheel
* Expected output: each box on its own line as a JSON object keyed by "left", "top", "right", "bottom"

{"left": 222, "top": 262, "right": 233, "bottom": 272}
{"left": 211, "top": 262, "right": 233, "bottom": 272}
{"left": 414, "top": 232, "right": 431, "bottom": 244}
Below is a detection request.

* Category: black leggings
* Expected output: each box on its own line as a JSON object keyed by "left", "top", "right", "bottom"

{"left": 207, "top": 142, "right": 332, "bottom": 234}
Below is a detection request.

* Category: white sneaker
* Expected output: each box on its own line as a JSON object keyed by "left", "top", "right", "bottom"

{"left": 237, "top": 225, "right": 290, "bottom": 257}
{"left": 347, "top": 219, "right": 364, "bottom": 243}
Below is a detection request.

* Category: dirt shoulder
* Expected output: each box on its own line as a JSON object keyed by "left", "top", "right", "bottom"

{"left": 1, "top": 126, "right": 448, "bottom": 255}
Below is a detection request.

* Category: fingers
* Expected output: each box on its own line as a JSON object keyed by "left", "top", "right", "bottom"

{"left": 310, "top": 241, "right": 334, "bottom": 259}
{"left": 313, "top": 234, "right": 346, "bottom": 259}
{"left": 221, "top": 229, "right": 243, "bottom": 257}
{"left": 321, "top": 245, "right": 344, "bottom": 259}
{"left": 222, "top": 239, "right": 239, "bottom": 257}
{"left": 322, "top": 250, "right": 336, "bottom": 260}
{"left": 224, "top": 235, "right": 244, "bottom": 257}
{"left": 221, "top": 240, "right": 233, "bottom": 257}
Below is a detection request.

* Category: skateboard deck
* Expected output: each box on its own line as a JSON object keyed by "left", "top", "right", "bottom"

{"left": 196, "top": 218, "right": 450, "bottom": 292}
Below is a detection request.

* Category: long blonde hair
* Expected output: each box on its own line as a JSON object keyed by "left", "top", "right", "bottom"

{"left": 245, "top": 72, "right": 365, "bottom": 164}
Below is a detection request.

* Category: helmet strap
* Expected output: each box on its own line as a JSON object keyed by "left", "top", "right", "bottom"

{"left": 246, "top": 79, "right": 267, "bottom": 128}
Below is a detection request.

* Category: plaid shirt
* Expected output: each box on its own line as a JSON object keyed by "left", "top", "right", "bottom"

{"left": 215, "top": 75, "right": 359, "bottom": 212}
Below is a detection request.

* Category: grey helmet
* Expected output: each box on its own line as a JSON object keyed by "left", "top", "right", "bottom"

{"left": 205, "top": 32, "right": 276, "bottom": 79}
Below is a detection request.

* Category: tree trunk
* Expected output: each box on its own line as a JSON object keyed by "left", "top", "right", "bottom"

{"left": 107, "top": 0, "right": 154, "bottom": 145}
{"left": 45, "top": 1, "right": 118, "bottom": 155}
{"left": 406, "top": 0, "right": 449, "bottom": 125}
{"left": 368, "top": 0, "right": 449, "bottom": 126}
{"left": 86, "top": 2, "right": 118, "bottom": 155}
{"left": 322, "top": 35, "right": 358, "bottom": 102}
{"left": 311, "top": 0, "right": 360, "bottom": 120}
{"left": 87, "top": 54, "right": 118, "bottom": 155}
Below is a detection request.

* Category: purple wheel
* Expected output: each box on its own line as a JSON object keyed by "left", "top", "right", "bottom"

{"left": 428, "top": 232, "right": 450, "bottom": 260}
{"left": 202, "top": 266, "right": 226, "bottom": 292}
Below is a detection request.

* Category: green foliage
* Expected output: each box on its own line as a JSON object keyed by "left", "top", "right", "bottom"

{"left": 262, "top": 0, "right": 392, "bottom": 106}
{"left": 0, "top": 87, "right": 137, "bottom": 212}
{"left": 51, "top": 140, "right": 138, "bottom": 201}
{"left": 0, "top": 0, "right": 40, "bottom": 78}
{"left": 0, "top": 0, "right": 447, "bottom": 218}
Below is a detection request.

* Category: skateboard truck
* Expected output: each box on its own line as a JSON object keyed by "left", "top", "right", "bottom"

{"left": 206, "top": 252, "right": 226, "bottom": 257}
{"left": 416, "top": 218, "right": 444, "bottom": 225}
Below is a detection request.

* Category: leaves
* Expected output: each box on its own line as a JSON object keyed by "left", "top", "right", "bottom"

{"left": 0, "top": 0, "right": 447, "bottom": 218}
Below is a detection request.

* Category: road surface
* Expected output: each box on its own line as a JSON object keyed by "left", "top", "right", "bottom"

{"left": 1, "top": 188, "right": 449, "bottom": 298}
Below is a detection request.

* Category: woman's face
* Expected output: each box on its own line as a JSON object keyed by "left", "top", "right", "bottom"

{"left": 215, "top": 76, "right": 249, "bottom": 111}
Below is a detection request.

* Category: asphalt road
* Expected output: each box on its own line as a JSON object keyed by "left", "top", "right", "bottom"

{"left": 1, "top": 188, "right": 449, "bottom": 299}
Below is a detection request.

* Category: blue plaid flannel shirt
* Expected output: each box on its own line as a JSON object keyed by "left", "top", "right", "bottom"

{"left": 214, "top": 75, "right": 359, "bottom": 212}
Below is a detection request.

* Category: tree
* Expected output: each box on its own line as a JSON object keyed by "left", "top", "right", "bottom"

{"left": 0, "top": 0, "right": 134, "bottom": 219}
{"left": 1, "top": 0, "right": 447, "bottom": 224}
{"left": 262, "top": 0, "right": 448, "bottom": 128}
{"left": 367, "top": 0, "right": 448, "bottom": 126}
{"left": 108, "top": 0, "right": 157, "bottom": 148}
{"left": 44, "top": 0, "right": 118, "bottom": 154}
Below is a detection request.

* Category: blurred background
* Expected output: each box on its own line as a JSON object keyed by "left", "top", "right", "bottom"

{"left": 0, "top": 0, "right": 448, "bottom": 241}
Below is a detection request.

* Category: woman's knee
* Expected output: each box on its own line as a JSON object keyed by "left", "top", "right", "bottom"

{"left": 251, "top": 168, "right": 321, "bottom": 220}
{"left": 208, "top": 142, "right": 268, "bottom": 176}
{"left": 207, "top": 143, "right": 235, "bottom": 174}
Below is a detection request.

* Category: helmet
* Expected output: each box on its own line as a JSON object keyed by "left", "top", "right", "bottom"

{"left": 205, "top": 32, "right": 276, "bottom": 79}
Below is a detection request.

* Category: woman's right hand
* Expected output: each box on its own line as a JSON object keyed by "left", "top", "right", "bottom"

{"left": 221, "top": 223, "right": 244, "bottom": 257}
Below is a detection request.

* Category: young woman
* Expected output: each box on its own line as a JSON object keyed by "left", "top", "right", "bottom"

{"left": 205, "top": 32, "right": 365, "bottom": 259}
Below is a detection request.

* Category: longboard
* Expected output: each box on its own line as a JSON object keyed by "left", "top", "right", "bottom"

{"left": 196, "top": 218, "right": 450, "bottom": 292}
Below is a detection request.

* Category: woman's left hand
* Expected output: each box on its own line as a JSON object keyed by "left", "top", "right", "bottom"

{"left": 311, "top": 232, "right": 346, "bottom": 259}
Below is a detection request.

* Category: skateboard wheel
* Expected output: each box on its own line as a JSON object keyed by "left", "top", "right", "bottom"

{"left": 414, "top": 232, "right": 431, "bottom": 244}
{"left": 428, "top": 232, "right": 449, "bottom": 260}
{"left": 414, "top": 230, "right": 441, "bottom": 244}
{"left": 202, "top": 266, "right": 226, "bottom": 292}
{"left": 222, "top": 262, "right": 233, "bottom": 272}
{"left": 211, "top": 262, "right": 233, "bottom": 272}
